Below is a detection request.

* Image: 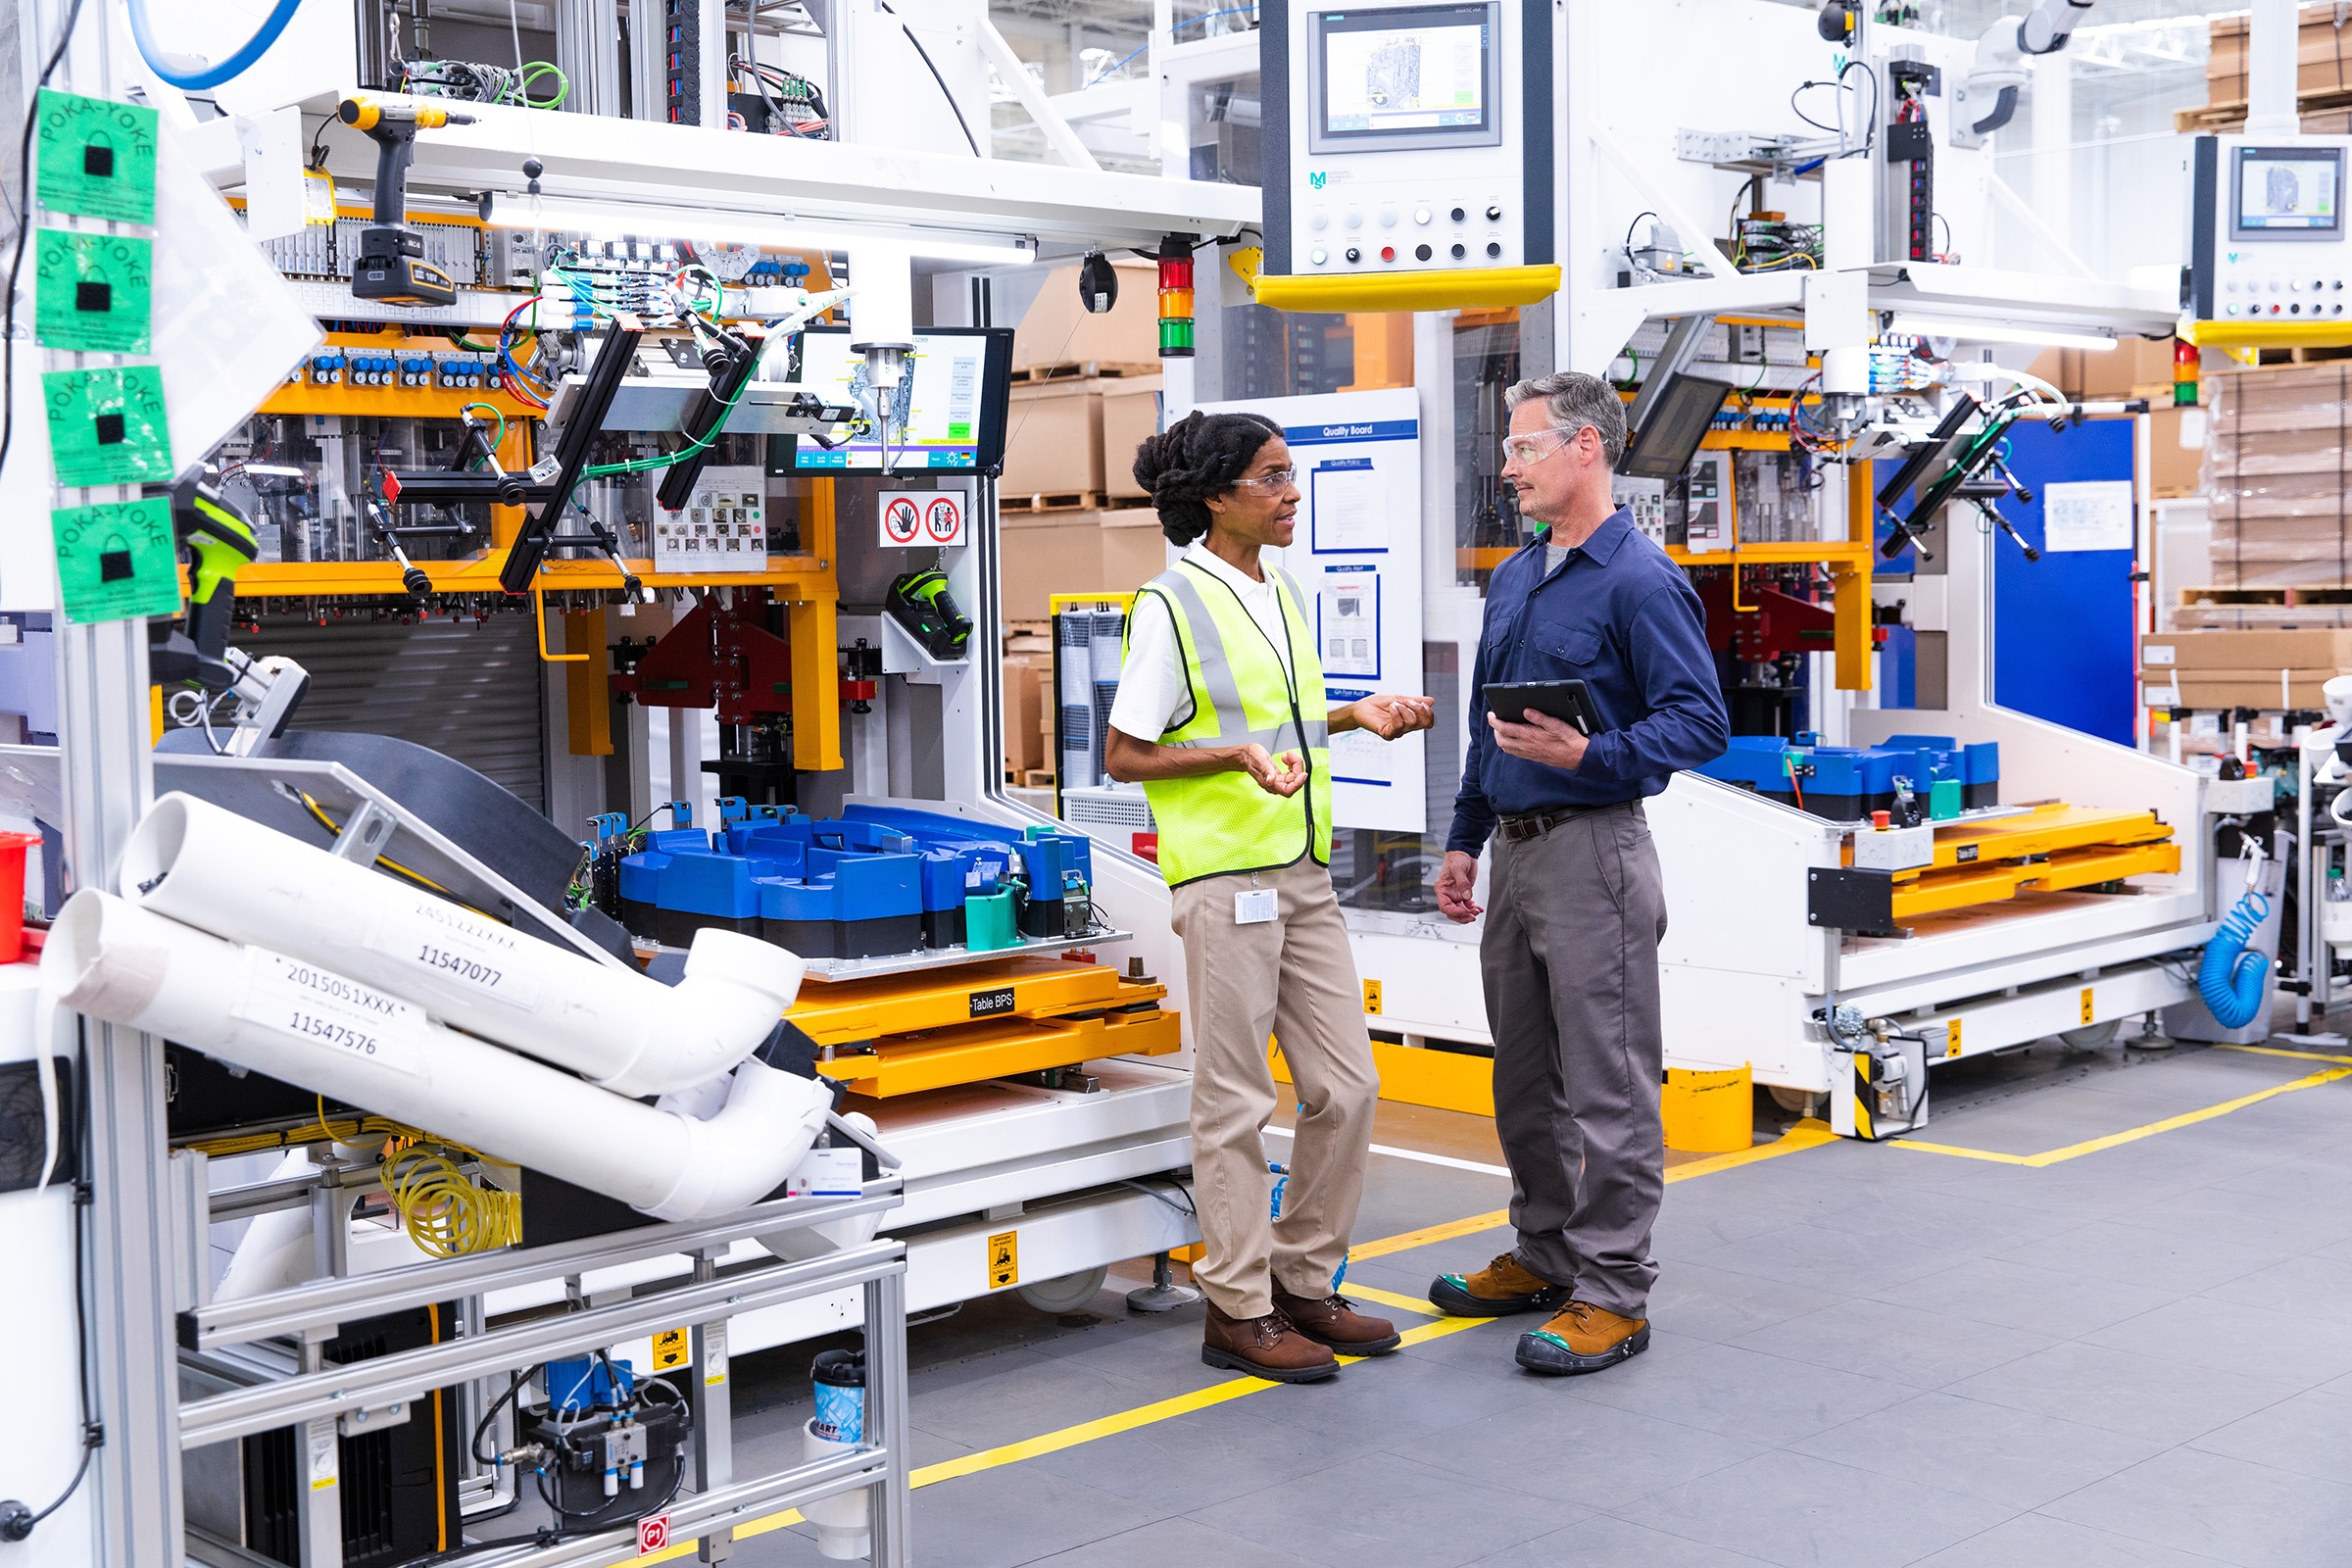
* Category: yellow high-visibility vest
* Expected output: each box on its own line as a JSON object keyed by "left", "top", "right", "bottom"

{"left": 1131, "top": 557, "right": 1332, "bottom": 887}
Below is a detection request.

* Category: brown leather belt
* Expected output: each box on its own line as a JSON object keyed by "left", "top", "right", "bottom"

{"left": 1496, "top": 801, "right": 1630, "bottom": 843}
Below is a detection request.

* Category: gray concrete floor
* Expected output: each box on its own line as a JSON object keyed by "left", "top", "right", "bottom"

{"left": 689, "top": 1038, "right": 2352, "bottom": 1566}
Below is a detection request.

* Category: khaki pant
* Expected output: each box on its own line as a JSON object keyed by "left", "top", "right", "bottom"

{"left": 1172, "top": 858, "right": 1378, "bottom": 1319}
{"left": 1483, "top": 800, "right": 1670, "bottom": 1318}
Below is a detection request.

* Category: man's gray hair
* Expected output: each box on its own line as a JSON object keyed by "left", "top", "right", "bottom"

{"left": 1505, "top": 371, "right": 1628, "bottom": 467}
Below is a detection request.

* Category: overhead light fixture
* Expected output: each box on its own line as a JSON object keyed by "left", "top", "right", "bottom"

{"left": 480, "top": 193, "right": 1035, "bottom": 267}
{"left": 1893, "top": 317, "right": 2117, "bottom": 352}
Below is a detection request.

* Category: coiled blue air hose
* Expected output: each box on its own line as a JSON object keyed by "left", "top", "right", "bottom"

{"left": 126, "top": 0, "right": 306, "bottom": 91}
{"left": 2198, "top": 889, "right": 2273, "bottom": 1029}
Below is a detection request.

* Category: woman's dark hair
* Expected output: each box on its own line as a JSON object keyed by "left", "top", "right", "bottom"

{"left": 1130, "top": 410, "right": 1284, "bottom": 547}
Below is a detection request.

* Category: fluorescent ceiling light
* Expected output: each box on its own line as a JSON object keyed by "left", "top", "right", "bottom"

{"left": 1894, "top": 317, "right": 2116, "bottom": 352}
{"left": 482, "top": 193, "right": 1035, "bottom": 267}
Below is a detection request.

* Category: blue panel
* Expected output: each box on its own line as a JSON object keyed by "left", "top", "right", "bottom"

{"left": 1991, "top": 418, "right": 2136, "bottom": 746}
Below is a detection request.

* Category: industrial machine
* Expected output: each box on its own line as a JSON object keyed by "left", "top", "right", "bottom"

{"left": 1255, "top": 0, "right": 1556, "bottom": 307}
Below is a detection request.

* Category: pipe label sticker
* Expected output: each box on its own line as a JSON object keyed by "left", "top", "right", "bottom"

{"left": 236, "top": 951, "right": 421, "bottom": 1074}
{"left": 370, "top": 894, "right": 544, "bottom": 1010}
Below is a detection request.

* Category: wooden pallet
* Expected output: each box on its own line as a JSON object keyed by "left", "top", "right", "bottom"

{"left": 1008, "top": 359, "right": 1160, "bottom": 384}
{"left": 2180, "top": 585, "right": 2352, "bottom": 607}
{"left": 1001, "top": 491, "right": 1108, "bottom": 513}
{"left": 2178, "top": 87, "right": 2352, "bottom": 133}
{"left": 1020, "top": 768, "right": 1055, "bottom": 789}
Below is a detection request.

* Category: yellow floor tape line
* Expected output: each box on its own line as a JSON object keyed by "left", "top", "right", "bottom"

{"left": 1893, "top": 1064, "right": 2352, "bottom": 1168}
{"left": 1347, "top": 1117, "right": 1838, "bottom": 1264}
{"left": 640, "top": 1117, "right": 1840, "bottom": 1556}
{"left": 1333, "top": 1281, "right": 1442, "bottom": 1317}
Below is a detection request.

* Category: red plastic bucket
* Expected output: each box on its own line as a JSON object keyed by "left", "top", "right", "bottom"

{"left": 0, "top": 832, "right": 38, "bottom": 963}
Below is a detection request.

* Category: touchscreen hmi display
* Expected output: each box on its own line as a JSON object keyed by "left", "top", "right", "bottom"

{"left": 777, "top": 327, "right": 1013, "bottom": 474}
{"left": 1308, "top": 3, "right": 1502, "bottom": 153}
{"left": 2232, "top": 146, "right": 2345, "bottom": 239}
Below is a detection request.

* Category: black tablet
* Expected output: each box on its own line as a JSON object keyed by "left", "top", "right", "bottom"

{"left": 1485, "top": 679, "right": 1601, "bottom": 735}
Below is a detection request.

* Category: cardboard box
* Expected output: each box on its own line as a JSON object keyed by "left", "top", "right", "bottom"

{"left": 999, "top": 510, "right": 1172, "bottom": 620}
{"left": 1002, "top": 380, "right": 1105, "bottom": 498}
{"left": 1004, "top": 654, "right": 1046, "bottom": 776}
{"left": 2150, "top": 675, "right": 2338, "bottom": 710}
{"left": 2032, "top": 337, "right": 2180, "bottom": 402}
{"left": 2149, "top": 406, "right": 2208, "bottom": 499}
{"left": 1101, "top": 377, "right": 1165, "bottom": 500}
{"left": 2141, "top": 628, "right": 2352, "bottom": 673}
{"left": 1012, "top": 260, "right": 1161, "bottom": 371}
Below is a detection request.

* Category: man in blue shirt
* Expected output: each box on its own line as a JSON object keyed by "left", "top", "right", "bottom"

{"left": 1426, "top": 370, "right": 1728, "bottom": 1377}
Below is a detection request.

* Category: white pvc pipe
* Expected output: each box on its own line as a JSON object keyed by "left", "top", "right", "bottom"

{"left": 122, "top": 793, "right": 804, "bottom": 1099}
{"left": 43, "top": 893, "right": 830, "bottom": 1222}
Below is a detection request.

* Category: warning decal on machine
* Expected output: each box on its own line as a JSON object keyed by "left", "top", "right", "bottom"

{"left": 652, "top": 1327, "right": 690, "bottom": 1370}
{"left": 988, "top": 1230, "right": 1019, "bottom": 1289}
{"left": 234, "top": 950, "right": 423, "bottom": 1076}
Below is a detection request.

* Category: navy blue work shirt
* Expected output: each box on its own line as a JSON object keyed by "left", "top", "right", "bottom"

{"left": 1446, "top": 507, "right": 1729, "bottom": 856}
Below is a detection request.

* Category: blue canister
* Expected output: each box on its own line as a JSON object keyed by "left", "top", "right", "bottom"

{"left": 810, "top": 1348, "right": 866, "bottom": 1444}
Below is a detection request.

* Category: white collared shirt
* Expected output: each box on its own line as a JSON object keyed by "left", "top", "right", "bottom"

{"left": 1106, "top": 543, "right": 1297, "bottom": 743}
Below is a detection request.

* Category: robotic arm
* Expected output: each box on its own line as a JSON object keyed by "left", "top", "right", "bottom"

{"left": 1950, "top": 0, "right": 2097, "bottom": 149}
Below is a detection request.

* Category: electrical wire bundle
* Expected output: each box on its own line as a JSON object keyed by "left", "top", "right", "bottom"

{"left": 382, "top": 1138, "right": 522, "bottom": 1258}
{"left": 730, "top": 56, "right": 828, "bottom": 137}
{"left": 392, "top": 55, "right": 570, "bottom": 109}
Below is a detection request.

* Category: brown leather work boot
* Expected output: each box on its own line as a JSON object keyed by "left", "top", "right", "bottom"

{"left": 1273, "top": 1290, "right": 1401, "bottom": 1355}
{"left": 1428, "top": 1252, "right": 1571, "bottom": 1317}
{"left": 1516, "top": 1300, "right": 1649, "bottom": 1376}
{"left": 1200, "top": 1303, "right": 1341, "bottom": 1383}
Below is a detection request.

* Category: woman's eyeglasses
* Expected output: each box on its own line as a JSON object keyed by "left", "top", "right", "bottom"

{"left": 1232, "top": 466, "right": 1299, "bottom": 490}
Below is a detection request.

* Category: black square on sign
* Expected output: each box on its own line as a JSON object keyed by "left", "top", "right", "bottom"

{"left": 82, "top": 144, "right": 113, "bottom": 177}
{"left": 98, "top": 550, "right": 133, "bottom": 583}
{"left": 92, "top": 413, "right": 124, "bottom": 445}
{"left": 74, "top": 281, "right": 111, "bottom": 314}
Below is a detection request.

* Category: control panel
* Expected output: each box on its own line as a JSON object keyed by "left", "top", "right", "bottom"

{"left": 2191, "top": 134, "right": 2352, "bottom": 324}
{"left": 1262, "top": 0, "right": 1551, "bottom": 282}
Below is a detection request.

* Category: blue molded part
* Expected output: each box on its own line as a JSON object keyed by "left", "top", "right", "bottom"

{"left": 1695, "top": 734, "right": 2002, "bottom": 798}
{"left": 633, "top": 846, "right": 765, "bottom": 918}
{"left": 758, "top": 852, "right": 922, "bottom": 921}
{"left": 847, "top": 805, "right": 1096, "bottom": 889}
{"left": 546, "top": 1355, "right": 635, "bottom": 1415}
{"left": 1963, "top": 742, "right": 1999, "bottom": 785}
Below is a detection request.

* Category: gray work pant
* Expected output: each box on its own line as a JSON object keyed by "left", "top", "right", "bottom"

{"left": 1482, "top": 800, "right": 1669, "bottom": 1318}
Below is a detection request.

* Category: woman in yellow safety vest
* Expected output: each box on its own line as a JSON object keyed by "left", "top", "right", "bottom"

{"left": 1104, "top": 409, "right": 1434, "bottom": 1384}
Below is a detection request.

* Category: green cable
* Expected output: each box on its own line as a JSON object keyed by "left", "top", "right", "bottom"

{"left": 458, "top": 402, "right": 508, "bottom": 466}
{"left": 513, "top": 61, "right": 569, "bottom": 109}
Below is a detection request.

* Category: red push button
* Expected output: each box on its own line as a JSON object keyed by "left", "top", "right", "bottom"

{"left": 1381, "top": 245, "right": 1396, "bottom": 262}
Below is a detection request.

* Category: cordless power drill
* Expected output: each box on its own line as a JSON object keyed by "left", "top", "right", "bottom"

{"left": 337, "top": 97, "right": 475, "bottom": 308}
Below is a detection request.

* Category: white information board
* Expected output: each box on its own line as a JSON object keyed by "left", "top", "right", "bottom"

{"left": 1197, "top": 388, "right": 1426, "bottom": 833}
{"left": 2041, "top": 479, "right": 2135, "bottom": 553}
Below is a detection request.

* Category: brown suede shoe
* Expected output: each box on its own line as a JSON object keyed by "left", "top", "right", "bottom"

{"left": 1428, "top": 1252, "right": 1572, "bottom": 1317}
{"left": 1515, "top": 1300, "right": 1649, "bottom": 1376}
{"left": 1201, "top": 1304, "right": 1341, "bottom": 1383}
{"left": 1273, "top": 1291, "right": 1401, "bottom": 1355}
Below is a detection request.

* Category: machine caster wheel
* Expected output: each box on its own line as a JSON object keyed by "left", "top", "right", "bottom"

{"left": 1768, "top": 1086, "right": 1821, "bottom": 1117}
{"left": 2060, "top": 1019, "right": 2122, "bottom": 1049}
{"left": 1017, "top": 1265, "right": 1110, "bottom": 1314}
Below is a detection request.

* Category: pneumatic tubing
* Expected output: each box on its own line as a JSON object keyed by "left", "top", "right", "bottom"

{"left": 121, "top": 793, "right": 804, "bottom": 1099}
{"left": 42, "top": 892, "right": 830, "bottom": 1221}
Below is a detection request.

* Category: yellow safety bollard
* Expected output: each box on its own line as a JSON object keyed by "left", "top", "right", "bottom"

{"left": 1662, "top": 1064, "right": 1753, "bottom": 1153}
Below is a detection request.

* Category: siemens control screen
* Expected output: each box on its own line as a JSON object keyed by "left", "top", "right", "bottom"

{"left": 776, "top": 326, "right": 1014, "bottom": 474}
{"left": 2232, "top": 145, "right": 2345, "bottom": 239}
{"left": 1308, "top": 3, "right": 1501, "bottom": 153}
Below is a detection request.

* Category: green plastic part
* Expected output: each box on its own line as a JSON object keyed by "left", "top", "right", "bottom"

{"left": 1929, "top": 778, "right": 1963, "bottom": 821}
{"left": 965, "top": 887, "right": 1019, "bottom": 952}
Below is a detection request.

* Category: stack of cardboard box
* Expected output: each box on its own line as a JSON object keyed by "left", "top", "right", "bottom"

{"left": 1002, "top": 624, "right": 1057, "bottom": 784}
{"left": 2198, "top": 362, "right": 2352, "bottom": 602}
{"left": 2198, "top": 7, "right": 2352, "bottom": 122}
{"left": 999, "top": 263, "right": 1171, "bottom": 626}
{"left": 2140, "top": 627, "right": 2352, "bottom": 712}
